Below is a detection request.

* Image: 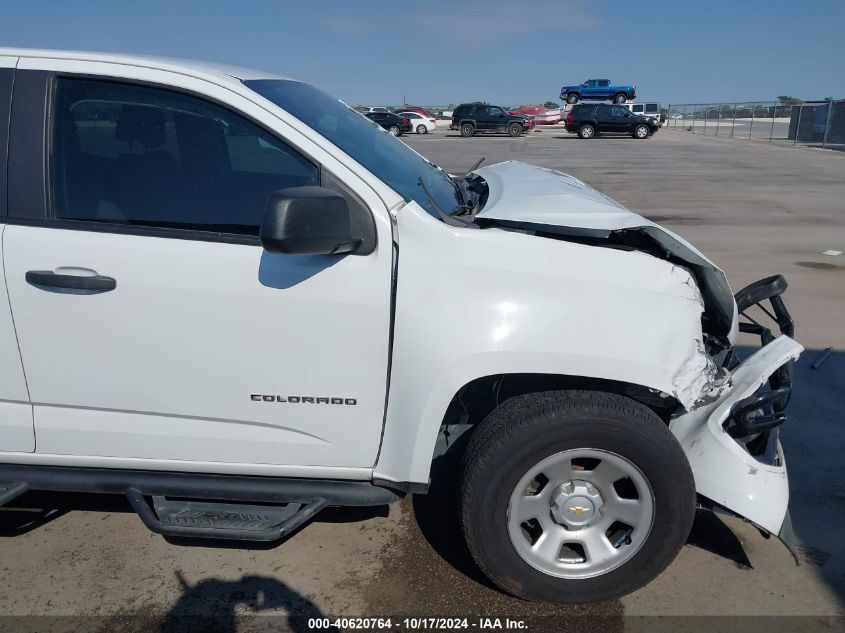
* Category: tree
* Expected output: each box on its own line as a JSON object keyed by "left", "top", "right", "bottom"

{"left": 543, "top": 101, "right": 558, "bottom": 109}
{"left": 777, "top": 95, "right": 802, "bottom": 105}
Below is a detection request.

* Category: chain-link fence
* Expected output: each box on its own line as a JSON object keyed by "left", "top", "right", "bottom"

{"left": 664, "top": 100, "right": 845, "bottom": 150}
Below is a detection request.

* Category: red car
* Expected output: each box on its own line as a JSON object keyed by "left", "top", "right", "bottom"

{"left": 507, "top": 109, "right": 536, "bottom": 130}
{"left": 510, "top": 104, "right": 562, "bottom": 125}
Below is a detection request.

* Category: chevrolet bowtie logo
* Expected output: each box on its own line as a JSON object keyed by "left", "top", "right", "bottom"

{"left": 569, "top": 506, "right": 590, "bottom": 515}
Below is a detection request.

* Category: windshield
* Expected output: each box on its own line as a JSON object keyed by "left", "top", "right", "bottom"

{"left": 245, "top": 79, "right": 462, "bottom": 218}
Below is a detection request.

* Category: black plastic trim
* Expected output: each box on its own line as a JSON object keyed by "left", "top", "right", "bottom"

{"left": 6, "top": 215, "right": 263, "bottom": 246}
{"left": 0, "top": 67, "right": 13, "bottom": 220}
{"left": 0, "top": 481, "right": 29, "bottom": 506}
{"left": 7, "top": 69, "right": 49, "bottom": 220}
{"left": 0, "top": 464, "right": 403, "bottom": 506}
{"left": 372, "top": 477, "right": 429, "bottom": 495}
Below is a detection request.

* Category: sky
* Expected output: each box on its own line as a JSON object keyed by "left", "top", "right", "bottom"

{"left": 0, "top": 0, "right": 842, "bottom": 108}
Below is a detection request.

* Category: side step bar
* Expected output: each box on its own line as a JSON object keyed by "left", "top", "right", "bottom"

{"left": 0, "top": 482, "right": 29, "bottom": 507}
{"left": 126, "top": 489, "right": 328, "bottom": 541}
{"left": 0, "top": 464, "right": 403, "bottom": 542}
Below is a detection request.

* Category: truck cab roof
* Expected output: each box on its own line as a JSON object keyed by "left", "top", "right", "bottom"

{"left": 0, "top": 46, "right": 290, "bottom": 83}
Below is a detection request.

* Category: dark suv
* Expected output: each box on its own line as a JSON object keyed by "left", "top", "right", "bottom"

{"left": 365, "top": 111, "right": 412, "bottom": 136}
{"left": 564, "top": 104, "right": 659, "bottom": 139}
{"left": 450, "top": 103, "right": 529, "bottom": 137}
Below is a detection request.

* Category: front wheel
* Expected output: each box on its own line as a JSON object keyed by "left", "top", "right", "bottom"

{"left": 566, "top": 93, "right": 579, "bottom": 104}
{"left": 508, "top": 122, "right": 523, "bottom": 137}
{"left": 387, "top": 125, "right": 401, "bottom": 136}
{"left": 459, "top": 391, "right": 695, "bottom": 603}
{"left": 634, "top": 124, "right": 650, "bottom": 139}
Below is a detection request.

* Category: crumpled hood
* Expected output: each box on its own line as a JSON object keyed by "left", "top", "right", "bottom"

{"left": 473, "top": 161, "right": 737, "bottom": 341}
{"left": 476, "top": 160, "right": 646, "bottom": 230}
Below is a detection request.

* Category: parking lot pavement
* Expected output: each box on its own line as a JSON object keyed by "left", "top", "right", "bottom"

{"left": 1, "top": 129, "right": 843, "bottom": 629}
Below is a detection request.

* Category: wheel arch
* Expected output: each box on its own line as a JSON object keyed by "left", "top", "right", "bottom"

{"left": 441, "top": 373, "right": 680, "bottom": 431}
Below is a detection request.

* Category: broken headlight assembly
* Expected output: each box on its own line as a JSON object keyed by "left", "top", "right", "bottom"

{"left": 722, "top": 275, "right": 795, "bottom": 460}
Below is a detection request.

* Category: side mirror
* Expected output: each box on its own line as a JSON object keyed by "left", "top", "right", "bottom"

{"left": 260, "top": 186, "right": 361, "bottom": 255}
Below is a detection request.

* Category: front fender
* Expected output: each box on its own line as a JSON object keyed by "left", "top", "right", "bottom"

{"left": 373, "top": 203, "right": 721, "bottom": 484}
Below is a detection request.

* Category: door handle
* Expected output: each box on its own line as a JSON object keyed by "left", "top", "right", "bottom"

{"left": 26, "top": 270, "right": 116, "bottom": 292}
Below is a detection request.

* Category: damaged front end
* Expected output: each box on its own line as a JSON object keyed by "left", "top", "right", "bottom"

{"left": 670, "top": 275, "right": 802, "bottom": 561}
{"left": 469, "top": 161, "right": 803, "bottom": 558}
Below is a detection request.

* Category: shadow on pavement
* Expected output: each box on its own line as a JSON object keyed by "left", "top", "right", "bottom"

{"left": 783, "top": 348, "right": 845, "bottom": 609}
{"left": 157, "top": 571, "right": 334, "bottom": 633}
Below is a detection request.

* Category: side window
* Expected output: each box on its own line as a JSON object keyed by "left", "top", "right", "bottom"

{"left": 51, "top": 78, "right": 318, "bottom": 236}
{"left": 487, "top": 106, "right": 504, "bottom": 117}
{"left": 598, "top": 80, "right": 610, "bottom": 87}
{"left": 632, "top": 104, "right": 644, "bottom": 113}
{"left": 645, "top": 104, "right": 659, "bottom": 114}
{"left": 611, "top": 106, "right": 629, "bottom": 117}
{"left": 596, "top": 105, "right": 611, "bottom": 117}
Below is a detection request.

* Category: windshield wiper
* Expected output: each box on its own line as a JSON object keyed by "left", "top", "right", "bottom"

{"left": 418, "top": 177, "right": 477, "bottom": 228}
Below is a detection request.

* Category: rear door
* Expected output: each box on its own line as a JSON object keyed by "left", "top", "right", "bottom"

{"left": 3, "top": 59, "right": 393, "bottom": 472}
{"left": 596, "top": 80, "right": 611, "bottom": 99}
{"left": 371, "top": 112, "right": 387, "bottom": 128}
{"left": 0, "top": 56, "right": 35, "bottom": 453}
{"left": 473, "top": 105, "right": 491, "bottom": 130}
{"left": 610, "top": 105, "right": 633, "bottom": 133}
{"left": 594, "top": 105, "right": 613, "bottom": 132}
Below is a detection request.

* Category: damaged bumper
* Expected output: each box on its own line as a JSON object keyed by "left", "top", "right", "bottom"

{"left": 670, "top": 275, "right": 803, "bottom": 540}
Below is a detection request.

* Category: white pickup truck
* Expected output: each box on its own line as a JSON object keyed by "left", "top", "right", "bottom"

{"left": 0, "top": 48, "right": 802, "bottom": 603}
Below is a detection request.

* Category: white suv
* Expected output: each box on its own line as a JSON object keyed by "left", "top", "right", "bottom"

{"left": 0, "top": 48, "right": 801, "bottom": 603}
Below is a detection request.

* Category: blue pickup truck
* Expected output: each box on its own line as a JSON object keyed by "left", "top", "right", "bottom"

{"left": 560, "top": 79, "right": 636, "bottom": 105}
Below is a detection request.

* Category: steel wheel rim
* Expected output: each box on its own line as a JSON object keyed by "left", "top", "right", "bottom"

{"left": 507, "top": 448, "right": 655, "bottom": 579}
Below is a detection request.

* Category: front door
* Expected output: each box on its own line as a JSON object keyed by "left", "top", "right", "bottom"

{"left": 3, "top": 71, "right": 392, "bottom": 470}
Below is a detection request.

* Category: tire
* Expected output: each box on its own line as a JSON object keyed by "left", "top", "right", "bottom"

{"left": 566, "top": 93, "right": 579, "bottom": 105}
{"left": 459, "top": 390, "right": 695, "bottom": 603}
{"left": 460, "top": 123, "right": 475, "bottom": 137}
{"left": 578, "top": 124, "right": 595, "bottom": 139}
{"left": 388, "top": 125, "right": 400, "bottom": 136}
{"left": 508, "top": 122, "right": 523, "bottom": 137}
{"left": 634, "top": 124, "right": 650, "bottom": 139}
{"left": 614, "top": 93, "right": 627, "bottom": 104}
{"left": 416, "top": 124, "right": 428, "bottom": 134}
